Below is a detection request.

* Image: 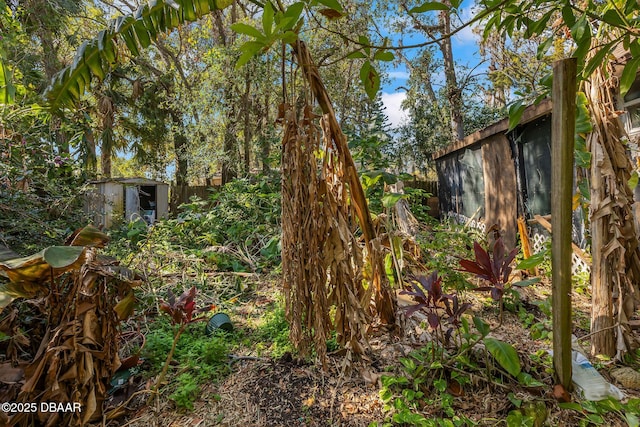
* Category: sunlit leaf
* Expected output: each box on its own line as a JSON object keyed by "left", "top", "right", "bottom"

{"left": 43, "top": 246, "right": 86, "bottom": 269}
{"left": 409, "top": 1, "right": 449, "bottom": 13}
{"left": 114, "top": 293, "right": 137, "bottom": 320}
{"left": 508, "top": 100, "right": 526, "bottom": 131}
{"left": 280, "top": 31, "right": 298, "bottom": 44}
{"left": 66, "top": 225, "right": 110, "bottom": 247}
{"left": 373, "top": 50, "right": 394, "bottom": 61}
{"left": 262, "top": 0, "right": 275, "bottom": 36}
{"left": 359, "top": 60, "right": 380, "bottom": 100}
{"left": 0, "top": 60, "right": 16, "bottom": 104}
{"left": 629, "top": 171, "right": 639, "bottom": 190}
{"left": 620, "top": 56, "right": 640, "bottom": 96}
{"left": 381, "top": 192, "right": 408, "bottom": 208}
{"left": 511, "top": 277, "right": 541, "bottom": 287}
{"left": 484, "top": 337, "right": 521, "bottom": 377}
{"left": 231, "top": 23, "right": 264, "bottom": 39}
{"left": 0, "top": 246, "right": 86, "bottom": 295}
{"left": 347, "top": 51, "right": 367, "bottom": 59}
{"left": 235, "top": 41, "right": 265, "bottom": 69}
{"left": 316, "top": 0, "right": 343, "bottom": 12}
{"left": 284, "top": 2, "right": 305, "bottom": 21}
{"left": 517, "top": 371, "right": 544, "bottom": 387}
{"left": 515, "top": 251, "right": 545, "bottom": 270}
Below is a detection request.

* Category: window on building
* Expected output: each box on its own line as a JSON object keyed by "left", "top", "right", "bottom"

{"left": 622, "top": 77, "right": 640, "bottom": 133}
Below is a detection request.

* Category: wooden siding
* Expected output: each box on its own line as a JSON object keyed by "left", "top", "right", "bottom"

{"left": 481, "top": 134, "right": 517, "bottom": 249}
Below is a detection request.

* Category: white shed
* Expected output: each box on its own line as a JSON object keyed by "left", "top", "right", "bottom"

{"left": 85, "top": 177, "right": 169, "bottom": 228}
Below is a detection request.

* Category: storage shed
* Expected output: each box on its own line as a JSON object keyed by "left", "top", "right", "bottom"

{"left": 85, "top": 177, "right": 169, "bottom": 228}
{"left": 433, "top": 99, "right": 589, "bottom": 273}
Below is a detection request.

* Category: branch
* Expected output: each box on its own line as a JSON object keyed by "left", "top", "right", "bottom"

{"left": 310, "top": 0, "right": 510, "bottom": 52}
{"left": 155, "top": 39, "right": 191, "bottom": 91}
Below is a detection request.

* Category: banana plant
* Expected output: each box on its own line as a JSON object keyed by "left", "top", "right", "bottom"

{"left": 44, "top": 0, "right": 233, "bottom": 112}
{"left": 0, "top": 59, "right": 16, "bottom": 105}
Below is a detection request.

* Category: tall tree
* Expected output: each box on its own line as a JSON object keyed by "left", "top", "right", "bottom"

{"left": 398, "top": 0, "right": 464, "bottom": 140}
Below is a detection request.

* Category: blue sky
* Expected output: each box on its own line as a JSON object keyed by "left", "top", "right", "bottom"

{"left": 380, "top": 1, "right": 485, "bottom": 128}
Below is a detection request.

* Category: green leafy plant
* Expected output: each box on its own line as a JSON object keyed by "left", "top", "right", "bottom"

{"left": 255, "top": 302, "right": 293, "bottom": 358}
{"left": 150, "top": 286, "right": 212, "bottom": 403}
{"left": 417, "top": 221, "right": 480, "bottom": 293}
{"left": 559, "top": 397, "right": 640, "bottom": 426}
{"left": 169, "top": 372, "right": 200, "bottom": 411}
{"left": 143, "top": 318, "right": 232, "bottom": 411}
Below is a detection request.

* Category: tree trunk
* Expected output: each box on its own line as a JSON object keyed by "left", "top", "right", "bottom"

{"left": 243, "top": 68, "right": 252, "bottom": 174}
{"left": 171, "top": 112, "right": 189, "bottom": 187}
{"left": 584, "top": 60, "right": 640, "bottom": 358}
{"left": 84, "top": 125, "right": 97, "bottom": 178}
{"left": 213, "top": 4, "right": 239, "bottom": 185}
{"left": 221, "top": 94, "right": 238, "bottom": 185}
{"left": 260, "top": 91, "right": 271, "bottom": 173}
{"left": 100, "top": 129, "right": 112, "bottom": 178}
{"left": 590, "top": 140, "right": 615, "bottom": 356}
{"left": 439, "top": 8, "right": 464, "bottom": 140}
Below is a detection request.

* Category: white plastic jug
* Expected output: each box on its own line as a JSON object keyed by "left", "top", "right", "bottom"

{"left": 571, "top": 351, "right": 624, "bottom": 401}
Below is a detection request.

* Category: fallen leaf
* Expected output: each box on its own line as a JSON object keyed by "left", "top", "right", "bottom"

{"left": 553, "top": 383, "right": 571, "bottom": 402}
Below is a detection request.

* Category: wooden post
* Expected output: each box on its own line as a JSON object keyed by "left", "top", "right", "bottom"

{"left": 551, "top": 58, "right": 577, "bottom": 391}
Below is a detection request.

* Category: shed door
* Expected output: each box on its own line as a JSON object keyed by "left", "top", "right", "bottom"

{"left": 125, "top": 186, "right": 140, "bottom": 221}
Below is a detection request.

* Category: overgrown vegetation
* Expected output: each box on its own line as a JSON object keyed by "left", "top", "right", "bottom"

{"left": 0, "top": 135, "right": 87, "bottom": 254}
{"left": 3, "top": 0, "right": 640, "bottom": 424}
{"left": 107, "top": 174, "right": 281, "bottom": 274}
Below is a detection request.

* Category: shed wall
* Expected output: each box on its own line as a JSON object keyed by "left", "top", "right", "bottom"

{"left": 156, "top": 184, "right": 169, "bottom": 219}
{"left": 482, "top": 134, "right": 517, "bottom": 249}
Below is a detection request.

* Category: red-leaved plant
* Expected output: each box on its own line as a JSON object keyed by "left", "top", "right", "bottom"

{"left": 159, "top": 286, "right": 212, "bottom": 325}
{"left": 458, "top": 238, "right": 518, "bottom": 322}
{"left": 400, "top": 272, "right": 470, "bottom": 351}
{"left": 150, "top": 286, "right": 213, "bottom": 403}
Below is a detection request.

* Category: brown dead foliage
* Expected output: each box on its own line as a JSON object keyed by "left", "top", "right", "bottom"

{"left": 584, "top": 55, "right": 640, "bottom": 358}
{"left": 0, "top": 226, "right": 142, "bottom": 426}
{"left": 281, "top": 41, "right": 396, "bottom": 366}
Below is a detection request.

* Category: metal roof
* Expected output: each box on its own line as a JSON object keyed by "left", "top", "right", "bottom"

{"left": 87, "top": 177, "right": 168, "bottom": 186}
{"left": 432, "top": 99, "right": 552, "bottom": 160}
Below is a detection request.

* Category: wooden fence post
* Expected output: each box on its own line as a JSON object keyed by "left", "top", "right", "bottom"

{"left": 551, "top": 58, "right": 577, "bottom": 391}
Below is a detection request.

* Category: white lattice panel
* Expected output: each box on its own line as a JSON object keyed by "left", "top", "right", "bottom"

{"left": 531, "top": 232, "right": 591, "bottom": 275}
{"left": 532, "top": 233, "right": 548, "bottom": 253}
{"left": 571, "top": 253, "right": 590, "bottom": 275}
{"left": 446, "top": 212, "right": 486, "bottom": 232}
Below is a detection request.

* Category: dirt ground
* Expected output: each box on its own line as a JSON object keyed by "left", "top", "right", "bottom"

{"left": 102, "top": 280, "right": 640, "bottom": 427}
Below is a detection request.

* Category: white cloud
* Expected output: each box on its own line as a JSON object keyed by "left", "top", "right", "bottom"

{"left": 381, "top": 91, "right": 409, "bottom": 129}
{"left": 387, "top": 71, "right": 410, "bottom": 80}
{"left": 454, "top": 4, "right": 480, "bottom": 45}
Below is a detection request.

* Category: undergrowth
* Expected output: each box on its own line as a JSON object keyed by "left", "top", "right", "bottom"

{"left": 142, "top": 318, "right": 233, "bottom": 410}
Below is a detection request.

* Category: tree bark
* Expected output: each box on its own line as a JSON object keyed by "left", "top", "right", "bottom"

{"left": 221, "top": 87, "right": 238, "bottom": 185}
{"left": 171, "top": 112, "right": 189, "bottom": 187}
{"left": 100, "top": 129, "right": 112, "bottom": 178}
{"left": 584, "top": 59, "right": 640, "bottom": 358}
{"left": 243, "top": 68, "right": 252, "bottom": 174}
{"left": 438, "top": 7, "right": 464, "bottom": 140}
{"left": 590, "top": 140, "right": 615, "bottom": 356}
{"left": 260, "top": 91, "right": 271, "bottom": 173}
